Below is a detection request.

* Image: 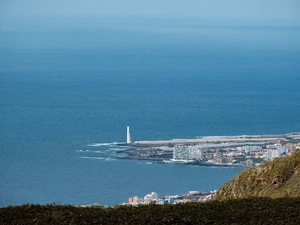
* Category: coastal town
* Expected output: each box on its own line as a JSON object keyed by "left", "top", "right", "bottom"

{"left": 119, "top": 131, "right": 300, "bottom": 168}
{"left": 115, "top": 132, "right": 300, "bottom": 206}
{"left": 122, "top": 190, "right": 216, "bottom": 206}
{"left": 78, "top": 132, "right": 300, "bottom": 207}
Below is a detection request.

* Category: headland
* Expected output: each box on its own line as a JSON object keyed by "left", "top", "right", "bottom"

{"left": 117, "top": 133, "right": 300, "bottom": 167}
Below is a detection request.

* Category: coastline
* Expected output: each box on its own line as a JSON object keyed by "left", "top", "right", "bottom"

{"left": 116, "top": 132, "right": 300, "bottom": 168}
{"left": 119, "top": 153, "right": 247, "bottom": 168}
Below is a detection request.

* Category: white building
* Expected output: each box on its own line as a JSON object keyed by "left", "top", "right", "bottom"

{"left": 265, "top": 149, "right": 281, "bottom": 161}
{"left": 128, "top": 196, "right": 140, "bottom": 205}
{"left": 242, "top": 145, "right": 262, "bottom": 153}
{"left": 172, "top": 145, "right": 203, "bottom": 161}
{"left": 265, "top": 143, "right": 288, "bottom": 161}
{"left": 144, "top": 192, "right": 158, "bottom": 204}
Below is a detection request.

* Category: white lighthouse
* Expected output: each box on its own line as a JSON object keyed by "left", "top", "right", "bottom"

{"left": 126, "top": 126, "right": 131, "bottom": 144}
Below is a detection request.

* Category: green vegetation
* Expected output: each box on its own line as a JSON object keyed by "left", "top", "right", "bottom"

{"left": 1, "top": 198, "right": 300, "bottom": 224}
{"left": 215, "top": 150, "right": 300, "bottom": 200}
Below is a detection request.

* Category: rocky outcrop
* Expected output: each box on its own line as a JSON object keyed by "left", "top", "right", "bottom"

{"left": 215, "top": 150, "right": 300, "bottom": 200}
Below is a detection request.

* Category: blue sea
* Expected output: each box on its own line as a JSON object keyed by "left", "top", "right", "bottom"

{"left": 1, "top": 16, "right": 300, "bottom": 207}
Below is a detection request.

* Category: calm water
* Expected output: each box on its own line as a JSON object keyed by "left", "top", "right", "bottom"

{"left": 1, "top": 16, "right": 300, "bottom": 206}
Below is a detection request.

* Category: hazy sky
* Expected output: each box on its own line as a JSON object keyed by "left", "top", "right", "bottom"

{"left": 1, "top": 0, "right": 300, "bottom": 21}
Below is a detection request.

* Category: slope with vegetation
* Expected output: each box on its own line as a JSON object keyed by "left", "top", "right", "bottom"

{"left": 1, "top": 198, "right": 300, "bottom": 224}
{"left": 215, "top": 150, "right": 300, "bottom": 200}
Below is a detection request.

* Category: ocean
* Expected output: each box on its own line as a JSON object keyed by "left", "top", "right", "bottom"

{"left": 1, "top": 16, "right": 300, "bottom": 206}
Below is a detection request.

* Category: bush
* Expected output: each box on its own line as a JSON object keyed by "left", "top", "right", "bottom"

{"left": 1, "top": 198, "right": 300, "bottom": 224}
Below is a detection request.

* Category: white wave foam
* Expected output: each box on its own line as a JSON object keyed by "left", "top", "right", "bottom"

{"left": 77, "top": 149, "right": 90, "bottom": 153}
{"left": 106, "top": 157, "right": 117, "bottom": 161}
{"left": 111, "top": 142, "right": 124, "bottom": 145}
{"left": 79, "top": 156, "right": 105, "bottom": 160}
{"left": 79, "top": 156, "right": 118, "bottom": 161}
{"left": 87, "top": 143, "right": 112, "bottom": 147}
{"left": 76, "top": 150, "right": 105, "bottom": 153}
{"left": 87, "top": 142, "right": 125, "bottom": 147}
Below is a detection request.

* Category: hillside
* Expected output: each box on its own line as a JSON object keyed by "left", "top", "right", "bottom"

{"left": 215, "top": 150, "right": 300, "bottom": 200}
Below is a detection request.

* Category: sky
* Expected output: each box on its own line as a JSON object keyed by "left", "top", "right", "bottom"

{"left": 1, "top": 0, "right": 300, "bottom": 22}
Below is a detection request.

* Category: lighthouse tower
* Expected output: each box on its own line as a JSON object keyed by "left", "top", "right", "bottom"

{"left": 126, "top": 126, "right": 131, "bottom": 144}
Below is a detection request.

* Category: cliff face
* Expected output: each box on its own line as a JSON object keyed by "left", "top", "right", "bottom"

{"left": 215, "top": 150, "right": 300, "bottom": 200}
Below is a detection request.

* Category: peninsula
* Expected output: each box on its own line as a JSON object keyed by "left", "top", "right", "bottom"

{"left": 117, "top": 132, "right": 300, "bottom": 167}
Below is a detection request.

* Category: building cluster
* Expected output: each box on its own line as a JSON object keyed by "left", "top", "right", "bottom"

{"left": 124, "top": 191, "right": 215, "bottom": 206}
{"left": 167, "top": 140, "right": 300, "bottom": 167}
{"left": 172, "top": 145, "right": 203, "bottom": 162}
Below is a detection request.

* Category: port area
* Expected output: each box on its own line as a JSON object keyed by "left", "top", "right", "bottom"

{"left": 117, "top": 133, "right": 300, "bottom": 167}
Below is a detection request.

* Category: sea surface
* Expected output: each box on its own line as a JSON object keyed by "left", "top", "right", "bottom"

{"left": 1, "top": 16, "right": 300, "bottom": 207}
